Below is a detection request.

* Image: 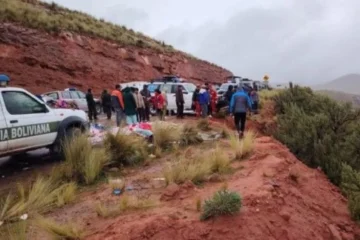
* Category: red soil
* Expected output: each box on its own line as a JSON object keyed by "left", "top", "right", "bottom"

{"left": 0, "top": 23, "right": 231, "bottom": 95}
{"left": 32, "top": 133, "right": 359, "bottom": 240}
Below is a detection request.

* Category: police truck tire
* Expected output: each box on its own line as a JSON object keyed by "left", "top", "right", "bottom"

{"left": 50, "top": 127, "right": 81, "bottom": 157}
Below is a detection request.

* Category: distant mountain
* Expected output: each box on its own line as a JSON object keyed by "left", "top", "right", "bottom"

{"left": 313, "top": 74, "right": 360, "bottom": 95}
{"left": 317, "top": 90, "right": 360, "bottom": 108}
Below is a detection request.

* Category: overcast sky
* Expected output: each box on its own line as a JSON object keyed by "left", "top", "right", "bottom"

{"left": 44, "top": 0, "right": 360, "bottom": 84}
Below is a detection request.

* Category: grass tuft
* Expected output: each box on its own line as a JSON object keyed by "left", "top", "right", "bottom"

{"left": 0, "top": 177, "right": 77, "bottom": 222}
{"left": 152, "top": 122, "right": 181, "bottom": 150}
{"left": 60, "top": 134, "right": 110, "bottom": 184}
{"left": 229, "top": 131, "right": 256, "bottom": 160}
{"left": 200, "top": 189, "right": 242, "bottom": 221}
{"left": 197, "top": 119, "right": 211, "bottom": 131}
{"left": 35, "top": 215, "right": 84, "bottom": 240}
{"left": 0, "top": 222, "right": 27, "bottom": 240}
{"left": 104, "top": 131, "right": 148, "bottom": 166}
{"left": 96, "top": 195, "right": 157, "bottom": 218}
{"left": 180, "top": 124, "right": 203, "bottom": 146}
{"left": 208, "top": 146, "right": 232, "bottom": 174}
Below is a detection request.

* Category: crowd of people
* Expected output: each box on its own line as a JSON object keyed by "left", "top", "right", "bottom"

{"left": 86, "top": 82, "right": 260, "bottom": 138}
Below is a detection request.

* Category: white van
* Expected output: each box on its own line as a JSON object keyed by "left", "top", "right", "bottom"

{"left": 149, "top": 81, "right": 196, "bottom": 114}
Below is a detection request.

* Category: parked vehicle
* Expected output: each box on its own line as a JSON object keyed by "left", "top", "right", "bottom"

{"left": 148, "top": 81, "right": 196, "bottom": 115}
{"left": 42, "top": 88, "right": 102, "bottom": 115}
{"left": 0, "top": 80, "right": 88, "bottom": 157}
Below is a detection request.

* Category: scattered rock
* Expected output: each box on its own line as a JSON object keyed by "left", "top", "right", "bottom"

{"left": 161, "top": 184, "right": 180, "bottom": 201}
{"left": 108, "top": 167, "right": 120, "bottom": 172}
{"left": 208, "top": 173, "right": 223, "bottom": 182}
{"left": 279, "top": 209, "right": 291, "bottom": 221}
{"left": 328, "top": 224, "right": 342, "bottom": 240}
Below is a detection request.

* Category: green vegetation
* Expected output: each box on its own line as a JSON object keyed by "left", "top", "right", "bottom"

{"left": 0, "top": 222, "right": 27, "bottom": 240}
{"left": 0, "top": 0, "right": 174, "bottom": 52}
{"left": 200, "top": 189, "right": 242, "bottom": 221}
{"left": 272, "top": 86, "right": 360, "bottom": 220}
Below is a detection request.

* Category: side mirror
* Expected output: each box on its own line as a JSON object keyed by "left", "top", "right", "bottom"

{"left": 182, "top": 90, "right": 188, "bottom": 94}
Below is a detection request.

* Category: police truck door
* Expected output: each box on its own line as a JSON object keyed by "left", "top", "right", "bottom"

{"left": 1, "top": 90, "right": 59, "bottom": 151}
{"left": 0, "top": 102, "right": 8, "bottom": 153}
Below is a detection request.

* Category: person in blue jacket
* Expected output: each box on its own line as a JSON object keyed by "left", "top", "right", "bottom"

{"left": 198, "top": 88, "right": 210, "bottom": 118}
{"left": 229, "top": 87, "right": 253, "bottom": 138}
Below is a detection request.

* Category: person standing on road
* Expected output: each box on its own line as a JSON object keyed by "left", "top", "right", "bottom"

{"left": 101, "top": 89, "right": 112, "bottom": 120}
{"left": 175, "top": 85, "right": 184, "bottom": 119}
{"left": 199, "top": 87, "right": 210, "bottom": 118}
{"left": 192, "top": 85, "right": 201, "bottom": 117}
{"left": 224, "top": 85, "right": 234, "bottom": 103}
{"left": 208, "top": 83, "right": 218, "bottom": 117}
{"left": 229, "top": 87, "right": 252, "bottom": 139}
{"left": 154, "top": 89, "right": 165, "bottom": 121}
{"left": 86, "top": 88, "right": 97, "bottom": 121}
{"left": 140, "top": 85, "right": 151, "bottom": 122}
{"left": 111, "top": 84, "right": 125, "bottom": 127}
{"left": 250, "top": 88, "right": 259, "bottom": 114}
{"left": 134, "top": 88, "right": 145, "bottom": 122}
{"left": 123, "top": 87, "right": 138, "bottom": 125}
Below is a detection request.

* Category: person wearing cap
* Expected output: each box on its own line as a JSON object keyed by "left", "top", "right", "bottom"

{"left": 86, "top": 88, "right": 97, "bottom": 121}
{"left": 229, "top": 86, "right": 252, "bottom": 139}
{"left": 111, "top": 84, "right": 125, "bottom": 126}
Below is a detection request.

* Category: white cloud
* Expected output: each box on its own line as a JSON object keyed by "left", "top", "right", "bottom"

{"left": 46, "top": 0, "right": 360, "bottom": 84}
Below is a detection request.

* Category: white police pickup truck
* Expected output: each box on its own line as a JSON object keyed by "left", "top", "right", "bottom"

{"left": 0, "top": 79, "right": 88, "bottom": 157}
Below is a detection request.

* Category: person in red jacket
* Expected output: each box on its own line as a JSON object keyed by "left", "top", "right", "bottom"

{"left": 208, "top": 83, "right": 217, "bottom": 117}
{"left": 154, "top": 89, "right": 165, "bottom": 121}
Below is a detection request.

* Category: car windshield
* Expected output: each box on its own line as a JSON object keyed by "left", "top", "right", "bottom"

{"left": 184, "top": 83, "right": 196, "bottom": 92}
{"left": 148, "top": 84, "right": 161, "bottom": 93}
{"left": 77, "top": 91, "right": 86, "bottom": 98}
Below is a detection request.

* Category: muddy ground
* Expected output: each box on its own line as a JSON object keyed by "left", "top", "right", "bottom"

{"left": 2, "top": 110, "right": 360, "bottom": 240}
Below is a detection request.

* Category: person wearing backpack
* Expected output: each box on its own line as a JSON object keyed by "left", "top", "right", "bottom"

{"left": 229, "top": 87, "right": 252, "bottom": 139}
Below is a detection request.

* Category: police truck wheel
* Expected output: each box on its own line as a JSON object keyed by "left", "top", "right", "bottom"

{"left": 50, "top": 127, "right": 82, "bottom": 157}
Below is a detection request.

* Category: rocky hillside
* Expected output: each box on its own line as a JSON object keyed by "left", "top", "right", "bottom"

{"left": 0, "top": 0, "right": 231, "bottom": 94}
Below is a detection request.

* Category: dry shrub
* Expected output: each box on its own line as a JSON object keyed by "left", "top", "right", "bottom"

{"left": 229, "top": 131, "right": 256, "bottom": 160}
{"left": 96, "top": 195, "right": 157, "bottom": 218}
{"left": 180, "top": 124, "right": 203, "bottom": 146}
{"left": 163, "top": 148, "right": 231, "bottom": 185}
{"left": 163, "top": 156, "right": 211, "bottom": 185}
{"left": 197, "top": 119, "right": 211, "bottom": 131}
{"left": 220, "top": 125, "right": 232, "bottom": 139}
{"left": 35, "top": 216, "right": 84, "bottom": 240}
{"left": 208, "top": 146, "right": 231, "bottom": 174}
{"left": 108, "top": 178, "right": 125, "bottom": 191}
{"left": 152, "top": 122, "right": 181, "bottom": 150}
{"left": 60, "top": 134, "right": 110, "bottom": 184}
{"left": 0, "top": 221, "right": 27, "bottom": 240}
{"left": 0, "top": 177, "right": 77, "bottom": 222}
{"left": 104, "top": 131, "right": 148, "bottom": 166}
